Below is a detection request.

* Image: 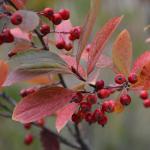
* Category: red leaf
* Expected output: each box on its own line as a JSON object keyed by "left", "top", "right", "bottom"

{"left": 132, "top": 51, "right": 150, "bottom": 74}
{"left": 40, "top": 128, "right": 60, "bottom": 150}
{"left": 87, "top": 16, "right": 123, "bottom": 75}
{"left": 76, "top": 0, "right": 101, "bottom": 66}
{"left": 56, "top": 102, "right": 78, "bottom": 133}
{"left": 112, "top": 29, "right": 133, "bottom": 76}
{"left": 55, "top": 20, "right": 72, "bottom": 44}
{"left": 12, "top": 87, "right": 75, "bottom": 123}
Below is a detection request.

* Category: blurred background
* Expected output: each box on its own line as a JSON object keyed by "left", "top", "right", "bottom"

{"left": 0, "top": 0, "right": 150, "bottom": 150}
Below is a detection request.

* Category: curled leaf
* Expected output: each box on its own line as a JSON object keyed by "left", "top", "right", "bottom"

{"left": 112, "top": 29, "right": 132, "bottom": 76}
{"left": 12, "top": 86, "right": 75, "bottom": 123}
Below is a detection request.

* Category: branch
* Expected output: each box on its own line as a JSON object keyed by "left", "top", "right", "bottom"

{"left": 58, "top": 74, "right": 67, "bottom": 88}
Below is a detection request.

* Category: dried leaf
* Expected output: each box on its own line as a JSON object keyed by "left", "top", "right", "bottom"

{"left": 12, "top": 86, "right": 75, "bottom": 123}
{"left": 77, "top": 0, "right": 101, "bottom": 66}
{"left": 56, "top": 102, "right": 78, "bottom": 133}
{"left": 112, "top": 29, "right": 132, "bottom": 76}
{"left": 40, "top": 128, "right": 60, "bottom": 150}
{"left": 87, "top": 16, "right": 123, "bottom": 75}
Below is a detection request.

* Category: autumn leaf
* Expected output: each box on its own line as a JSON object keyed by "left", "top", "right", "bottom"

{"left": 77, "top": 0, "right": 101, "bottom": 66}
{"left": 0, "top": 60, "right": 8, "bottom": 86}
{"left": 12, "top": 86, "right": 75, "bottom": 123}
{"left": 114, "top": 100, "right": 124, "bottom": 113}
{"left": 112, "top": 29, "right": 133, "bottom": 76}
{"left": 87, "top": 16, "right": 123, "bottom": 75}
{"left": 56, "top": 102, "right": 78, "bottom": 133}
{"left": 40, "top": 128, "right": 60, "bottom": 150}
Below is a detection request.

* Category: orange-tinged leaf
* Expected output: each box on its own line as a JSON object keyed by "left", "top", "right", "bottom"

{"left": 114, "top": 100, "right": 124, "bottom": 113}
{"left": 0, "top": 60, "right": 8, "bottom": 86}
{"left": 132, "top": 51, "right": 150, "bottom": 74}
{"left": 87, "top": 16, "right": 123, "bottom": 75}
{"left": 77, "top": 0, "right": 101, "bottom": 66}
{"left": 56, "top": 102, "right": 78, "bottom": 133}
{"left": 12, "top": 87, "right": 75, "bottom": 123}
{"left": 112, "top": 29, "right": 132, "bottom": 76}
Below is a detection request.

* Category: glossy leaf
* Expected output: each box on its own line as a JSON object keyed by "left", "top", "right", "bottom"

{"left": 112, "top": 29, "right": 132, "bottom": 76}
{"left": 77, "top": 0, "right": 100, "bottom": 66}
{"left": 56, "top": 102, "right": 78, "bottom": 133}
{"left": 0, "top": 60, "right": 8, "bottom": 86}
{"left": 12, "top": 86, "right": 75, "bottom": 123}
{"left": 40, "top": 128, "right": 60, "bottom": 150}
{"left": 87, "top": 16, "right": 123, "bottom": 75}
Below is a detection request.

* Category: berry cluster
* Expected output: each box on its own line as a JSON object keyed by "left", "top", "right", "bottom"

{"left": 71, "top": 73, "right": 138, "bottom": 127}
{"left": 140, "top": 90, "right": 150, "bottom": 108}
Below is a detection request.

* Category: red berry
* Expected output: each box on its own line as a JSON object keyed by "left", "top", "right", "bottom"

{"left": 120, "top": 94, "right": 131, "bottom": 106}
{"left": 101, "top": 100, "right": 115, "bottom": 113}
{"left": 97, "top": 89, "right": 110, "bottom": 99}
{"left": 36, "top": 118, "right": 45, "bottom": 127}
{"left": 43, "top": 8, "right": 54, "bottom": 18}
{"left": 140, "top": 90, "right": 148, "bottom": 100}
{"left": 85, "top": 44, "right": 91, "bottom": 52}
{"left": 98, "top": 115, "right": 108, "bottom": 127}
{"left": 64, "top": 43, "right": 73, "bottom": 51}
{"left": 72, "top": 113, "right": 82, "bottom": 123}
{"left": 59, "top": 9, "right": 70, "bottom": 20}
{"left": 72, "top": 92, "right": 83, "bottom": 103}
{"left": 114, "top": 74, "right": 126, "bottom": 84}
{"left": 85, "top": 112, "right": 93, "bottom": 124}
{"left": 2, "top": 29, "right": 14, "bottom": 43}
{"left": 11, "top": 13, "right": 22, "bottom": 25}
{"left": 24, "top": 134, "right": 33, "bottom": 145}
{"left": 87, "top": 94, "right": 97, "bottom": 104}
{"left": 128, "top": 73, "right": 138, "bottom": 84}
{"left": 80, "top": 102, "right": 92, "bottom": 112}
{"left": 95, "top": 80, "right": 104, "bottom": 90}
{"left": 56, "top": 40, "right": 66, "bottom": 49}
{"left": 52, "top": 13, "right": 62, "bottom": 25}
{"left": 92, "top": 109, "right": 104, "bottom": 122}
{"left": 24, "top": 123, "right": 32, "bottom": 130}
{"left": 143, "top": 99, "right": 150, "bottom": 108}
{"left": 40, "top": 24, "right": 50, "bottom": 36}
{"left": 69, "top": 26, "right": 81, "bottom": 40}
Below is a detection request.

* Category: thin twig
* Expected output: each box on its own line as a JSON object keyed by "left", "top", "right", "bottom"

{"left": 58, "top": 74, "right": 67, "bottom": 88}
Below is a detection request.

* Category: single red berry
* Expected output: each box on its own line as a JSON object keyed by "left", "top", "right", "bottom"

{"left": 140, "top": 90, "right": 148, "bottom": 100}
{"left": 95, "top": 80, "right": 105, "bottom": 90}
{"left": 2, "top": 29, "right": 14, "bottom": 43}
{"left": 120, "top": 94, "right": 131, "bottom": 106}
{"left": 36, "top": 118, "right": 45, "bottom": 127}
{"left": 52, "top": 13, "right": 62, "bottom": 25}
{"left": 114, "top": 74, "right": 126, "bottom": 84}
{"left": 64, "top": 43, "right": 73, "bottom": 51}
{"left": 8, "top": 51, "right": 17, "bottom": 58}
{"left": 101, "top": 100, "right": 115, "bottom": 113}
{"left": 20, "top": 89, "right": 28, "bottom": 97}
{"left": 85, "top": 112, "right": 93, "bottom": 124}
{"left": 43, "top": 8, "right": 54, "bottom": 18}
{"left": 56, "top": 40, "right": 66, "bottom": 49}
{"left": 24, "top": 134, "right": 33, "bottom": 145}
{"left": 98, "top": 115, "right": 108, "bottom": 127}
{"left": 72, "top": 113, "right": 81, "bottom": 123}
{"left": 69, "top": 34, "right": 76, "bottom": 41}
{"left": 24, "top": 123, "right": 32, "bottom": 130}
{"left": 72, "top": 92, "right": 83, "bottom": 103}
{"left": 87, "top": 94, "right": 97, "bottom": 104}
{"left": 40, "top": 24, "right": 50, "bottom": 36}
{"left": 143, "top": 99, "right": 150, "bottom": 108}
{"left": 128, "top": 73, "right": 138, "bottom": 84}
{"left": 11, "top": 13, "right": 23, "bottom": 25}
{"left": 92, "top": 109, "right": 104, "bottom": 122}
{"left": 80, "top": 102, "right": 92, "bottom": 112}
{"left": 69, "top": 26, "right": 81, "bottom": 40}
{"left": 85, "top": 44, "right": 91, "bottom": 52}
{"left": 59, "top": 9, "right": 70, "bottom": 20}
{"left": 97, "top": 89, "right": 110, "bottom": 99}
